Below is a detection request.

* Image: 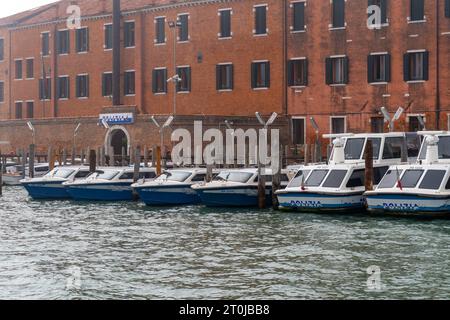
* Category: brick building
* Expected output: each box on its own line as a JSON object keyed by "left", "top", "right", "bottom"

{"left": 0, "top": 0, "right": 449, "bottom": 159}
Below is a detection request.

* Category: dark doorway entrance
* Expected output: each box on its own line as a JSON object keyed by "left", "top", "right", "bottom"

{"left": 110, "top": 129, "right": 128, "bottom": 166}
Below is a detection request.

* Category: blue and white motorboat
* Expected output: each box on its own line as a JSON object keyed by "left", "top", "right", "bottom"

{"left": 3, "top": 163, "right": 51, "bottom": 186}
{"left": 191, "top": 168, "right": 289, "bottom": 207}
{"left": 63, "top": 167, "right": 156, "bottom": 201}
{"left": 276, "top": 132, "right": 421, "bottom": 212}
{"left": 365, "top": 132, "right": 450, "bottom": 217}
{"left": 20, "top": 166, "right": 91, "bottom": 199}
{"left": 132, "top": 168, "right": 210, "bottom": 206}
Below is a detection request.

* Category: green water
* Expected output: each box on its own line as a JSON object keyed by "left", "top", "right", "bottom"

{"left": 0, "top": 187, "right": 449, "bottom": 300}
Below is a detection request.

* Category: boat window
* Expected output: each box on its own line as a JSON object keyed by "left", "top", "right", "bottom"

{"left": 75, "top": 170, "right": 91, "bottom": 179}
{"left": 214, "top": 172, "right": 253, "bottom": 183}
{"left": 97, "top": 171, "right": 120, "bottom": 180}
{"left": 420, "top": 136, "right": 450, "bottom": 160}
{"left": 160, "top": 171, "right": 193, "bottom": 182}
{"left": 367, "top": 138, "right": 382, "bottom": 160}
{"left": 382, "top": 137, "right": 405, "bottom": 160}
{"left": 287, "top": 170, "right": 311, "bottom": 188}
{"left": 323, "top": 170, "right": 347, "bottom": 188}
{"left": 378, "top": 169, "right": 403, "bottom": 189}
{"left": 346, "top": 169, "right": 365, "bottom": 188}
{"left": 373, "top": 166, "right": 389, "bottom": 185}
{"left": 344, "top": 138, "right": 365, "bottom": 160}
{"left": 139, "top": 171, "right": 156, "bottom": 179}
{"left": 281, "top": 174, "right": 290, "bottom": 182}
{"left": 45, "top": 168, "right": 75, "bottom": 179}
{"left": 400, "top": 170, "right": 424, "bottom": 188}
{"left": 35, "top": 166, "right": 50, "bottom": 172}
{"left": 446, "top": 177, "right": 450, "bottom": 190}
{"left": 406, "top": 133, "right": 421, "bottom": 158}
{"left": 119, "top": 172, "right": 135, "bottom": 180}
{"left": 419, "top": 170, "right": 446, "bottom": 190}
{"left": 191, "top": 174, "right": 206, "bottom": 182}
{"left": 305, "top": 170, "right": 329, "bottom": 187}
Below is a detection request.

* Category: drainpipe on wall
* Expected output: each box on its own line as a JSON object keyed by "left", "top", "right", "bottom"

{"left": 435, "top": 0, "right": 441, "bottom": 130}
{"left": 53, "top": 24, "right": 58, "bottom": 118}
{"left": 8, "top": 29, "right": 12, "bottom": 120}
{"left": 282, "top": 0, "right": 288, "bottom": 117}
{"left": 112, "top": 0, "right": 121, "bottom": 106}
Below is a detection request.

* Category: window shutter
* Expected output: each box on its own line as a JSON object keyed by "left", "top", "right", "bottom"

{"left": 266, "top": 62, "right": 270, "bottom": 88}
{"left": 163, "top": 69, "right": 168, "bottom": 93}
{"left": 403, "top": 53, "right": 410, "bottom": 81}
{"left": 343, "top": 57, "right": 349, "bottom": 84}
{"left": 216, "top": 65, "right": 221, "bottom": 90}
{"left": 287, "top": 61, "right": 293, "bottom": 86}
{"left": 251, "top": 63, "right": 257, "bottom": 88}
{"left": 385, "top": 54, "right": 391, "bottom": 82}
{"left": 446, "top": 0, "right": 450, "bottom": 18}
{"left": 303, "top": 59, "right": 309, "bottom": 86}
{"left": 325, "top": 58, "right": 332, "bottom": 85}
{"left": 76, "top": 76, "right": 80, "bottom": 97}
{"left": 423, "top": 51, "right": 429, "bottom": 81}
{"left": 152, "top": 70, "right": 157, "bottom": 93}
{"left": 102, "top": 75, "right": 106, "bottom": 96}
{"left": 187, "top": 67, "right": 191, "bottom": 92}
{"left": 294, "top": 2, "right": 305, "bottom": 31}
{"left": 367, "top": 55, "right": 374, "bottom": 83}
{"left": 380, "top": 0, "right": 387, "bottom": 23}
{"left": 411, "top": 0, "right": 424, "bottom": 21}
{"left": 86, "top": 29, "right": 89, "bottom": 51}
{"left": 230, "top": 65, "right": 234, "bottom": 90}
{"left": 333, "top": 0, "right": 345, "bottom": 28}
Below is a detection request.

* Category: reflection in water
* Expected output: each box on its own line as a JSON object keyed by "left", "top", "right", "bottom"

{"left": 0, "top": 187, "right": 449, "bottom": 300}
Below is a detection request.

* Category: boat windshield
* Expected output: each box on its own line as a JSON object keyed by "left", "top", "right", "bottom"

{"left": 378, "top": 169, "right": 403, "bottom": 189}
{"left": 382, "top": 137, "right": 405, "bottom": 160}
{"left": 288, "top": 170, "right": 311, "bottom": 188}
{"left": 344, "top": 138, "right": 365, "bottom": 160}
{"left": 400, "top": 170, "right": 424, "bottom": 188}
{"left": 419, "top": 136, "right": 450, "bottom": 160}
{"left": 214, "top": 172, "right": 253, "bottom": 183}
{"left": 159, "top": 171, "right": 191, "bottom": 182}
{"left": 305, "top": 170, "right": 329, "bottom": 187}
{"left": 419, "top": 170, "right": 446, "bottom": 190}
{"left": 44, "top": 168, "right": 75, "bottom": 179}
{"left": 346, "top": 169, "right": 365, "bottom": 188}
{"left": 323, "top": 170, "right": 347, "bottom": 188}
{"left": 94, "top": 170, "right": 120, "bottom": 180}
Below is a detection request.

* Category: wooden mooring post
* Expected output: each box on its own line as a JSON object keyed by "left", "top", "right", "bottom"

{"left": 89, "top": 150, "right": 97, "bottom": 173}
{"left": 132, "top": 146, "right": 141, "bottom": 201}
{"left": 206, "top": 165, "right": 214, "bottom": 183}
{"left": 272, "top": 145, "right": 282, "bottom": 210}
{"left": 21, "top": 149, "right": 26, "bottom": 180}
{"left": 144, "top": 146, "right": 149, "bottom": 168}
{"left": 29, "top": 144, "right": 35, "bottom": 179}
{"left": 365, "top": 140, "right": 374, "bottom": 192}
{"left": 0, "top": 160, "right": 3, "bottom": 195}
{"left": 257, "top": 159, "right": 266, "bottom": 209}
{"left": 156, "top": 146, "right": 162, "bottom": 176}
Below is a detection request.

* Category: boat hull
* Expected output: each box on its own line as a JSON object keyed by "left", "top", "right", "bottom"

{"left": 277, "top": 192, "right": 365, "bottom": 212}
{"left": 195, "top": 186, "right": 273, "bottom": 207}
{"left": 366, "top": 194, "right": 450, "bottom": 216}
{"left": 65, "top": 182, "right": 134, "bottom": 201}
{"left": 135, "top": 185, "right": 201, "bottom": 206}
{"left": 3, "top": 175, "right": 23, "bottom": 186}
{"left": 22, "top": 182, "right": 69, "bottom": 199}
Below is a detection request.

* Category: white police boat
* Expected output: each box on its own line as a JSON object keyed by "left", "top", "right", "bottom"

{"left": 276, "top": 132, "right": 420, "bottom": 212}
{"left": 20, "top": 166, "right": 91, "bottom": 200}
{"left": 63, "top": 167, "right": 156, "bottom": 201}
{"left": 3, "top": 163, "right": 51, "bottom": 186}
{"left": 132, "top": 168, "right": 209, "bottom": 206}
{"left": 191, "top": 168, "right": 289, "bottom": 207}
{"left": 365, "top": 132, "right": 450, "bottom": 217}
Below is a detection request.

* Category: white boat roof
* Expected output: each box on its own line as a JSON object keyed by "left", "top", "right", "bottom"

{"left": 323, "top": 132, "right": 408, "bottom": 139}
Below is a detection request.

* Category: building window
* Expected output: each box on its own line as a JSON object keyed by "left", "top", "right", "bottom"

{"left": 292, "top": 1, "right": 305, "bottom": 32}
{"left": 76, "top": 27, "right": 89, "bottom": 53}
{"left": 331, "top": 0, "right": 346, "bottom": 28}
{"left": 152, "top": 68, "right": 167, "bottom": 94}
{"left": 410, "top": 0, "right": 425, "bottom": 21}
{"left": 368, "top": 54, "right": 390, "bottom": 83}
{"left": 326, "top": 56, "right": 349, "bottom": 85}
{"left": 408, "top": 115, "right": 425, "bottom": 132}
{"left": 404, "top": 51, "right": 428, "bottom": 82}
{"left": 216, "top": 64, "right": 233, "bottom": 91}
{"left": 104, "top": 24, "right": 113, "bottom": 50}
{"left": 102, "top": 72, "right": 113, "bottom": 97}
{"left": 292, "top": 118, "right": 305, "bottom": 145}
{"left": 41, "top": 32, "right": 50, "bottom": 56}
{"left": 0, "top": 38, "right": 4, "bottom": 61}
{"left": 251, "top": 61, "right": 270, "bottom": 89}
{"left": 446, "top": 0, "right": 450, "bottom": 18}
{"left": 15, "top": 102, "right": 22, "bottom": 119}
{"left": 26, "top": 58, "right": 34, "bottom": 79}
{"left": 219, "top": 9, "right": 232, "bottom": 38}
{"left": 368, "top": 0, "right": 388, "bottom": 25}
{"left": 57, "top": 30, "right": 70, "bottom": 54}
{"left": 176, "top": 67, "right": 191, "bottom": 92}
{"left": 15, "top": 60, "right": 23, "bottom": 80}
{"left": 288, "top": 58, "right": 308, "bottom": 87}
{"left": 57, "top": 76, "right": 70, "bottom": 99}
{"left": 76, "top": 75, "right": 89, "bottom": 98}
{"left": 178, "top": 14, "right": 189, "bottom": 42}
{"left": 254, "top": 5, "right": 268, "bottom": 35}
{"left": 371, "top": 117, "right": 385, "bottom": 133}
{"left": 124, "top": 21, "right": 135, "bottom": 48}
{"left": 155, "top": 17, "right": 166, "bottom": 44}
{"left": 124, "top": 71, "right": 135, "bottom": 95}
{"left": 0, "top": 82, "right": 4, "bottom": 102}
{"left": 26, "top": 101, "right": 34, "bottom": 119}
{"left": 39, "top": 78, "right": 51, "bottom": 100}
{"left": 331, "top": 117, "right": 346, "bottom": 134}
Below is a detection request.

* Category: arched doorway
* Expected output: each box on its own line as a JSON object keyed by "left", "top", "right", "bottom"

{"left": 105, "top": 126, "right": 130, "bottom": 166}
